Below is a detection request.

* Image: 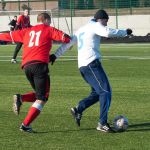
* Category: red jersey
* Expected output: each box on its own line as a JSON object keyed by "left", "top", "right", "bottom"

{"left": 0, "top": 24, "right": 70, "bottom": 67}
{"left": 16, "top": 15, "right": 31, "bottom": 29}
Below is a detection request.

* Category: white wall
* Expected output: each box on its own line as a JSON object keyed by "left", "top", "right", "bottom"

{"left": 0, "top": 15, "right": 150, "bottom": 36}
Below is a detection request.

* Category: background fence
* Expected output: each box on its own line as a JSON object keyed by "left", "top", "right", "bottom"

{"left": 0, "top": 0, "right": 150, "bottom": 35}
{"left": 0, "top": 0, "right": 150, "bottom": 16}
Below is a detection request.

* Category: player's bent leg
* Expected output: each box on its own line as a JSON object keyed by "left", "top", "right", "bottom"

{"left": 20, "top": 99, "right": 46, "bottom": 133}
{"left": 71, "top": 88, "right": 99, "bottom": 127}
{"left": 20, "top": 63, "right": 50, "bottom": 132}
{"left": 13, "top": 92, "right": 36, "bottom": 115}
{"left": 89, "top": 60, "right": 112, "bottom": 125}
{"left": 20, "top": 123, "right": 33, "bottom": 133}
{"left": 83, "top": 59, "right": 113, "bottom": 131}
{"left": 11, "top": 42, "right": 22, "bottom": 62}
{"left": 21, "top": 92, "right": 36, "bottom": 102}
{"left": 70, "top": 107, "right": 82, "bottom": 127}
{"left": 13, "top": 94, "right": 22, "bottom": 115}
{"left": 77, "top": 87, "right": 99, "bottom": 113}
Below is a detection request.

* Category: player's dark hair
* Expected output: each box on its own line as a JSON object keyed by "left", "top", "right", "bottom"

{"left": 37, "top": 13, "right": 51, "bottom": 23}
{"left": 94, "top": 9, "right": 109, "bottom": 21}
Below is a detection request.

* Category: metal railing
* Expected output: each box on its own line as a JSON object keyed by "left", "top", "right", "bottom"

{"left": 0, "top": 0, "right": 150, "bottom": 34}
{"left": 0, "top": 0, "right": 150, "bottom": 16}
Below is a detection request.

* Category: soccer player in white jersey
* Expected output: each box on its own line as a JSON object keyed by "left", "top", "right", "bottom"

{"left": 50, "top": 10, "right": 132, "bottom": 133}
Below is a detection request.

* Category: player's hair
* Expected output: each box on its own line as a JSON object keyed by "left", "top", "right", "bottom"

{"left": 37, "top": 13, "right": 51, "bottom": 23}
{"left": 94, "top": 9, "right": 109, "bottom": 21}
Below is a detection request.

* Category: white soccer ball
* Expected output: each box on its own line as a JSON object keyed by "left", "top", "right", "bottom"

{"left": 113, "top": 115, "right": 128, "bottom": 132}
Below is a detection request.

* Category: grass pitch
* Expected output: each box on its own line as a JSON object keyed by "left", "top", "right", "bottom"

{"left": 0, "top": 44, "right": 150, "bottom": 150}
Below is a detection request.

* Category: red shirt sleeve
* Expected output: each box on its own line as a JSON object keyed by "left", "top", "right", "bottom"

{"left": 16, "top": 15, "right": 22, "bottom": 26}
{"left": 50, "top": 27, "right": 70, "bottom": 43}
{"left": 0, "top": 33, "right": 12, "bottom": 42}
{"left": 15, "top": 15, "right": 22, "bottom": 29}
{"left": 0, "top": 29, "right": 27, "bottom": 43}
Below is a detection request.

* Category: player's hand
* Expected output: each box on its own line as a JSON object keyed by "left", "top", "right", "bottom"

{"left": 49, "top": 54, "right": 56, "bottom": 65}
{"left": 126, "top": 29, "right": 132, "bottom": 35}
{"left": 63, "top": 33, "right": 71, "bottom": 43}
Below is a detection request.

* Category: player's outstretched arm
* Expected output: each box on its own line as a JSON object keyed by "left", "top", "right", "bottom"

{"left": 50, "top": 27, "right": 71, "bottom": 43}
{"left": 49, "top": 35, "right": 77, "bottom": 65}
{"left": 107, "top": 28, "right": 133, "bottom": 37}
{"left": 0, "top": 32, "right": 16, "bottom": 43}
{"left": 95, "top": 23, "right": 133, "bottom": 38}
{"left": 0, "top": 29, "right": 26, "bottom": 43}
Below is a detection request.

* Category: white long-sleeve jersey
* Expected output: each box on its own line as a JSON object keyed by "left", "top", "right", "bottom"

{"left": 55, "top": 19, "right": 127, "bottom": 68}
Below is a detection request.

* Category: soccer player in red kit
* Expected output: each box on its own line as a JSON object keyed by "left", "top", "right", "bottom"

{"left": 0, "top": 12, "right": 71, "bottom": 132}
{"left": 11, "top": 9, "right": 31, "bottom": 63}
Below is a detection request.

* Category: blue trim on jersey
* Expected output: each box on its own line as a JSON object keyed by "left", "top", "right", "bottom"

{"left": 78, "top": 32, "right": 85, "bottom": 50}
{"left": 91, "top": 18, "right": 97, "bottom": 22}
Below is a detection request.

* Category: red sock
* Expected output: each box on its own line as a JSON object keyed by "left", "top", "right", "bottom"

{"left": 23, "top": 103, "right": 43, "bottom": 126}
{"left": 21, "top": 92, "right": 36, "bottom": 102}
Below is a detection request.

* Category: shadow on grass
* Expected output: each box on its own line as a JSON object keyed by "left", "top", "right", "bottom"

{"left": 32, "top": 127, "right": 96, "bottom": 134}
{"left": 128, "top": 122, "right": 150, "bottom": 132}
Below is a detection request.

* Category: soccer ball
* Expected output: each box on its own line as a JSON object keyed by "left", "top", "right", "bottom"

{"left": 113, "top": 115, "right": 128, "bottom": 132}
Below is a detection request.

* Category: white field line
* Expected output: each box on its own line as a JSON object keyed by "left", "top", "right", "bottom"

{"left": 1, "top": 43, "right": 150, "bottom": 46}
{"left": 1, "top": 55, "right": 150, "bottom": 62}
{"left": 102, "top": 47, "right": 150, "bottom": 49}
{"left": 1, "top": 55, "right": 150, "bottom": 58}
{"left": 0, "top": 56, "right": 77, "bottom": 58}
{"left": 0, "top": 59, "right": 77, "bottom": 62}
{"left": 0, "top": 46, "right": 150, "bottom": 49}
{"left": 0, "top": 43, "right": 150, "bottom": 49}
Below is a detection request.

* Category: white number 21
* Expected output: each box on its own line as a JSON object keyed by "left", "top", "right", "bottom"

{"left": 28, "top": 30, "right": 41, "bottom": 47}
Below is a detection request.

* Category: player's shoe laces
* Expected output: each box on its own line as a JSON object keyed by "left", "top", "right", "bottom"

{"left": 96, "top": 122, "right": 114, "bottom": 133}
{"left": 71, "top": 107, "right": 82, "bottom": 127}
{"left": 20, "top": 123, "right": 33, "bottom": 133}
{"left": 13, "top": 94, "right": 22, "bottom": 115}
{"left": 11, "top": 59, "right": 17, "bottom": 63}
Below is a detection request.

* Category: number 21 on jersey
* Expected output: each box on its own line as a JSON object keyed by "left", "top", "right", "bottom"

{"left": 29, "top": 30, "right": 41, "bottom": 47}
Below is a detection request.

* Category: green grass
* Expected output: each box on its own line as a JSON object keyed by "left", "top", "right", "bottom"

{"left": 0, "top": 44, "right": 150, "bottom": 150}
